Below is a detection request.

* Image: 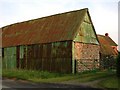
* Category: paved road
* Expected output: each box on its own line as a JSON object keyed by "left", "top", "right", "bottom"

{"left": 2, "top": 78, "right": 103, "bottom": 90}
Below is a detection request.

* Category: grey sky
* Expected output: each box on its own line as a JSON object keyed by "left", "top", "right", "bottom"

{"left": 0, "top": 0, "right": 118, "bottom": 44}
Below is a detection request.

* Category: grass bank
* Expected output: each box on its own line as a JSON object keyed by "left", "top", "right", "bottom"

{"left": 2, "top": 69, "right": 65, "bottom": 80}
{"left": 3, "top": 69, "right": 118, "bottom": 89}
{"left": 2, "top": 69, "right": 115, "bottom": 83}
{"left": 98, "top": 75, "right": 119, "bottom": 88}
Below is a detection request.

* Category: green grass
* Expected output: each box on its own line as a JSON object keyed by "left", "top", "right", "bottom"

{"left": 29, "top": 75, "right": 77, "bottom": 83}
{"left": 2, "top": 69, "right": 80, "bottom": 83}
{"left": 3, "top": 69, "right": 119, "bottom": 89}
{"left": 2, "top": 69, "right": 116, "bottom": 84}
{"left": 34, "top": 71, "right": 115, "bottom": 83}
{"left": 77, "top": 71, "right": 115, "bottom": 83}
{"left": 98, "top": 75, "right": 119, "bottom": 88}
{"left": 2, "top": 69, "right": 65, "bottom": 80}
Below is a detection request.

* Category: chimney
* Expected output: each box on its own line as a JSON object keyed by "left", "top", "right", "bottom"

{"left": 105, "top": 33, "right": 109, "bottom": 36}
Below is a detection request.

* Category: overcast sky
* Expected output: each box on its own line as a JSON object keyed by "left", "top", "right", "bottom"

{"left": 0, "top": 0, "right": 119, "bottom": 44}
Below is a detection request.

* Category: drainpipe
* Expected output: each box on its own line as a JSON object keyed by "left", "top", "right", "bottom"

{"left": 72, "top": 42, "right": 75, "bottom": 74}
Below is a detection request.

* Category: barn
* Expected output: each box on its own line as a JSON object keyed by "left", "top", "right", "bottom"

{"left": 2, "top": 8, "right": 100, "bottom": 73}
{"left": 97, "top": 33, "right": 118, "bottom": 69}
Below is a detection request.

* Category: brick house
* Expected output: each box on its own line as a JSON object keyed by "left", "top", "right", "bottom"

{"left": 97, "top": 33, "right": 118, "bottom": 69}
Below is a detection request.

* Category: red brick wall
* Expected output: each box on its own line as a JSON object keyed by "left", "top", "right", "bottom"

{"left": 74, "top": 42, "right": 100, "bottom": 72}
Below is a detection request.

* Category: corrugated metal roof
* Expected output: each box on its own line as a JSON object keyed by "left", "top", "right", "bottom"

{"left": 97, "top": 35, "right": 118, "bottom": 55}
{"left": 2, "top": 8, "right": 93, "bottom": 47}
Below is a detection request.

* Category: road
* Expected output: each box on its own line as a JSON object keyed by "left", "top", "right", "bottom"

{"left": 2, "top": 78, "right": 103, "bottom": 90}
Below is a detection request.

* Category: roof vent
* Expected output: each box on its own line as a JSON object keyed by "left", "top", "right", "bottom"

{"left": 105, "top": 33, "right": 109, "bottom": 36}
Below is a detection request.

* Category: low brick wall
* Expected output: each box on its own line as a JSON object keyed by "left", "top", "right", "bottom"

{"left": 76, "top": 59, "right": 99, "bottom": 72}
{"left": 74, "top": 42, "right": 100, "bottom": 72}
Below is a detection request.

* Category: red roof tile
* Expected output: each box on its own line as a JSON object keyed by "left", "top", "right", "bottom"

{"left": 97, "top": 35, "right": 118, "bottom": 55}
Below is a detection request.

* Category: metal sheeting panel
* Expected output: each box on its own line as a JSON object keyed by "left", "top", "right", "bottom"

{"left": 84, "top": 13, "right": 90, "bottom": 23}
{"left": 2, "top": 9, "right": 87, "bottom": 48}
{"left": 2, "top": 47, "right": 16, "bottom": 69}
{"left": 2, "top": 41, "right": 72, "bottom": 73}
{"left": 14, "top": 41, "right": 72, "bottom": 73}
{"left": 18, "top": 46, "right": 26, "bottom": 69}
{"left": 74, "top": 13, "right": 99, "bottom": 44}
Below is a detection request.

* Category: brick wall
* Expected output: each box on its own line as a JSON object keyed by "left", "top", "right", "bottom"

{"left": 74, "top": 42, "right": 100, "bottom": 72}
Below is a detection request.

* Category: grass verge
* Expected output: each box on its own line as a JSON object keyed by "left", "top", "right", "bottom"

{"left": 2, "top": 69, "right": 116, "bottom": 88}
{"left": 77, "top": 71, "right": 115, "bottom": 83}
{"left": 97, "top": 75, "right": 119, "bottom": 88}
{"left": 2, "top": 69, "right": 65, "bottom": 80}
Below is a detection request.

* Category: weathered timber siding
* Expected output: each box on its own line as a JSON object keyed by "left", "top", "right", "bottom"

{"left": 2, "top": 47, "right": 17, "bottom": 69}
{"left": 3, "top": 41, "right": 72, "bottom": 73}
{"left": 74, "top": 42, "right": 100, "bottom": 72}
{"left": 25, "top": 41, "right": 72, "bottom": 73}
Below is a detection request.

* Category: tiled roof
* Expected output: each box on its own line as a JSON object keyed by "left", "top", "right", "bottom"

{"left": 97, "top": 34, "right": 118, "bottom": 55}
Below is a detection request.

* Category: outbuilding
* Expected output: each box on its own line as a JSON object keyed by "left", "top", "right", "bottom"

{"left": 2, "top": 8, "right": 100, "bottom": 73}
{"left": 97, "top": 34, "right": 118, "bottom": 69}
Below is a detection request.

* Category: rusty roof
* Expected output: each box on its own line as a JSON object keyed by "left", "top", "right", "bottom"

{"left": 97, "top": 34, "right": 118, "bottom": 55}
{"left": 2, "top": 8, "right": 97, "bottom": 47}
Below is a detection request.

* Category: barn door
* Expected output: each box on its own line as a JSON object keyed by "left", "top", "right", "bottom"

{"left": 3, "top": 47, "right": 16, "bottom": 69}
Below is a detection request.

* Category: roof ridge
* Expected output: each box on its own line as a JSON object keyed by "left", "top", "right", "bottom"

{"left": 97, "top": 34, "right": 117, "bottom": 46}
{"left": 97, "top": 34, "right": 105, "bottom": 37}
{"left": 2, "top": 8, "right": 88, "bottom": 29}
{"left": 2, "top": 8, "right": 93, "bottom": 47}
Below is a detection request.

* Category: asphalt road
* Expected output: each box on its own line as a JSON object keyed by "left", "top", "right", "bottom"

{"left": 2, "top": 78, "right": 103, "bottom": 90}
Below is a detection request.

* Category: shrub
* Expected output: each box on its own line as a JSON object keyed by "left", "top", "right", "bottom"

{"left": 116, "top": 52, "right": 120, "bottom": 77}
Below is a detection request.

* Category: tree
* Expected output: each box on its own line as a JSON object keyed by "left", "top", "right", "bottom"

{"left": 116, "top": 52, "right": 120, "bottom": 89}
{"left": 116, "top": 52, "right": 120, "bottom": 77}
